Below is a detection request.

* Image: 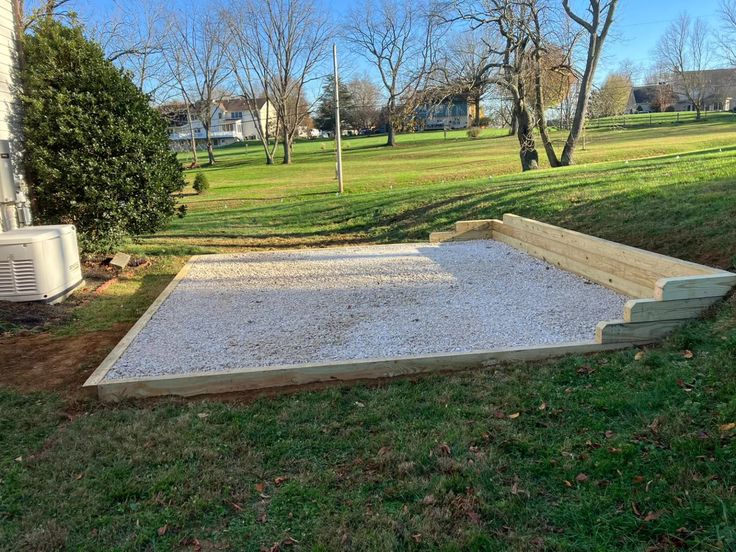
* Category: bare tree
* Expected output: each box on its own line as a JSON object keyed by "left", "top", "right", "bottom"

{"left": 345, "top": 0, "right": 439, "bottom": 147}
{"left": 164, "top": 6, "right": 232, "bottom": 165}
{"left": 222, "top": 0, "right": 280, "bottom": 165}
{"left": 718, "top": 0, "right": 736, "bottom": 66}
{"left": 94, "top": 0, "right": 173, "bottom": 103}
{"left": 233, "top": 0, "right": 330, "bottom": 165}
{"left": 450, "top": 0, "right": 541, "bottom": 170}
{"left": 348, "top": 76, "right": 382, "bottom": 129}
{"left": 446, "top": 30, "right": 495, "bottom": 127}
{"left": 656, "top": 13, "right": 712, "bottom": 120}
{"left": 558, "top": 0, "right": 618, "bottom": 165}
{"left": 14, "top": 0, "right": 72, "bottom": 31}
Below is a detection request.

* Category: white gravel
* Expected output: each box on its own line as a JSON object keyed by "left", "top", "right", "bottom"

{"left": 104, "top": 240, "right": 629, "bottom": 380}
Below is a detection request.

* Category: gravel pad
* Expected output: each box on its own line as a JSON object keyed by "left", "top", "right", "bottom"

{"left": 105, "top": 240, "right": 629, "bottom": 380}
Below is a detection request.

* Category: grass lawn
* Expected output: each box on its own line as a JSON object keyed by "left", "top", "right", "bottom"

{"left": 1, "top": 115, "right": 736, "bottom": 550}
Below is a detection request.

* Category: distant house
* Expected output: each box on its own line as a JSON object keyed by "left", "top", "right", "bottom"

{"left": 628, "top": 68, "right": 736, "bottom": 113}
{"left": 416, "top": 94, "right": 480, "bottom": 130}
{"left": 164, "top": 97, "right": 277, "bottom": 149}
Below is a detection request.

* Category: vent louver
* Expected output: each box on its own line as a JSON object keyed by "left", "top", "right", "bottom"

{"left": 0, "top": 259, "right": 37, "bottom": 295}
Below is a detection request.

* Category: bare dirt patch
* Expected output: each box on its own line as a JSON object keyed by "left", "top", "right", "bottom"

{"left": 0, "top": 326, "right": 128, "bottom": 398}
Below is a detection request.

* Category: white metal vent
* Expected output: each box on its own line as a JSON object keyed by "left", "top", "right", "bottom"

{"left": 0, "top": 260, "right": 12, "bottom": 294}
{"left": 0, "top": 259, "right": 37, "bottom": 295}
{"left": 12, "top": 259, "right": 37, "bottom": 294}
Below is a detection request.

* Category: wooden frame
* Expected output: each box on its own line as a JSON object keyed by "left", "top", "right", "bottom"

{"left": 429, "top": 214, "right": 735, "bottom": 344}
{"left": 84, "top": 215, "right": 735, "bottom": 401}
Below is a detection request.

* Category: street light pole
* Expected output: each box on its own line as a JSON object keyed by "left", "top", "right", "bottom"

{"left": 333, "top": 43, "right": 344, "bottom": 194}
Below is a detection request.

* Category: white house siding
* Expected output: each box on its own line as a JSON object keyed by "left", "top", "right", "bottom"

{"left": 0, "top": 1, "right": 15, "bottom": 142}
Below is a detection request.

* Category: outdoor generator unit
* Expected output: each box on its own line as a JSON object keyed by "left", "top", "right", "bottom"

{"left": 0, "top": 225, "right": 83, "bottom": 303}
{"left": 0, "top": 140, "right": 83, "bottom": 303}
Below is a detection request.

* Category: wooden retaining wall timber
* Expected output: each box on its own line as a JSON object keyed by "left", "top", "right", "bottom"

{"left": 429, "top": 214, "right": 736, "bottom": 345}
{"left": 84, "top": 215, "right": 734, "bottom": 401}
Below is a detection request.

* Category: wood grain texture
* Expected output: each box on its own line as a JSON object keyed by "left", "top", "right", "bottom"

{"left": 624, "top": 297, "right": 721, "bottom": 322}
{"left": 501, "top": 214, "right": 719, "bottom": 278}
{"left": 491, "top": 229, "right": 653, "bottom": 297}
{"left": 492, "top": 221, "right": 663, "bottom": 295}
{"left": 95, "top": 341, "right": 638, "bottom": 401}
{"left": 595, "top": 319, "right": 688, "bottom": 344}
{"left": 655, "top": 274, "right": 736, "bottom": 301}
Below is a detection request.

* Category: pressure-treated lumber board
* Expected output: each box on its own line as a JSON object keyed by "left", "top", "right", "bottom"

{"left": 655, "top": 274, "right": 736, "bottom": 301}
{"left": 595, "top": 319, "right": 688, "bottom": 344}
{"left": 428, "top": 231, "right": 456, "bottom": 243}
{"left": 492, "top": 221, "right": 667, "bottom": 294}
{"left": 492, "top": 229, "right": 654, "bottom": 298}
{"left": 624, "top": 297, "right": 721, "bottom": 322}
{"left": 95, "top": 341, "right": 638, "bottom": 401}
{"left": 502, "top": 214, "right": 721, "bottom": 278}
{"left": 429, "top": 220, "right": 494, "bottom": 243}
{"left": 82, "top": 257, "right": 198, "bottom": 390}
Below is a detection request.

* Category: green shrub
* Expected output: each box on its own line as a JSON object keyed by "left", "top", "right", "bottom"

{"left": 193, "top": 173, "right": 210, "bottom": 194}
{"left": 467, "top": 127, "right": 482, "bottom": 139}
{"left": 20, "top": 19, "right": 186, "bottom": 252}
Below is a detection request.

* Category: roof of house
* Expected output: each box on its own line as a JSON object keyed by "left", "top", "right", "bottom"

{"left": 632, "top": 86, "right": 658, "bottom": 104}
{"left": 219, "top": 97, "right": 269, "bottom": 112}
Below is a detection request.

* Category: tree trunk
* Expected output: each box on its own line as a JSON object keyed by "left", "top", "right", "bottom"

{"left": 474, "top": 95, "right": 481, "bottom": 126}
{"left": 282, "top": 127, "right": 292, "bottom": 164}
{"left": 516, "top": 104, "right": 538, "bottom": 172}
{"left": 206, "top": 135, "right": 216, "bottom": 165}
{"left": 533, "top": 46, "right": 560, "bottom": 168}
{"left": 386, "top": 121, "right": 397, "bottom": 146}
{"left": 185, "top": 108, "right": 198, "bottom": 166}
{"left": 509, "top": 110, "right": 519, "bottom": 136}
{"left": 561, "top": 33, "right": 602, "bottom": 166}
{"left": 695, "top": 106, "right": 702, "bottom": 120}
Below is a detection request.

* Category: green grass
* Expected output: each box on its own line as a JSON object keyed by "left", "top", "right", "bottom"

{"left": 2, "top": 116, "right": 736, "bottom": 550}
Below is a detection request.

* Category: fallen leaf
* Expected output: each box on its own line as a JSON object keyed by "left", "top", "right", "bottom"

{"left": 255, "top": 482, "right": 266, "bottom": 493}
{"left": 14, "top": 456, "right": 22, "bottom": 462}
{"left": 353, "top": 401, "right": 365, "bottom": 408}
{"left": 644, "top": 510, "right": 663, "bottom": 522}
{"left": 563, "top": 480, "right": 573, "bottom": 488}
{"left": 493, "top": 410, "right": 506, "bottom": 419}
{"left": 632, "top": 475, "right": 645, "bottom": 484}
{"left": 631, "top": 503, "right": 641, "bottom": 517}
{"left": 75, "top": 472, "right": 84, "bottom": 480}
{"left": 274, "top": 476, "right": 288, "bottom": 486}
{"left": 197, "top": 412, "right": 209, "bottom": 419}
{"left": 257, "top": 512, "right": 268, "bottom": 524}
{"left": 539, "top": 402, "right": 547, "bottom": 411}
{"left": 378, "top": 446, "right": 391, "bottom": 456}
{"left": 412, "top": 533, "right": 422, "bottom": 543}
{"left": 282, "top": 536, "right": 299, "bottom": 546}
{"left": 508, "top": 412, "right": 521, "bottom": 419}
{"left": 229, "top": 502, "right": 243, "bottom": 512}
{"left": 575, "top": 473, "right": 588, "bottom": 483}
{"left": 719, "top": 422, "right": 736, "bottom": 432}
{"left": 421, "top": 494, "right": 436, "bottom": 505}
{"left": 634, "top": 351, "right": 645, "bottom": 361}
{"left": 682, "top": 350, "right": 694, "bottom": 359}
{"left": 604, "top": 430, "right": 615, "bottom": 439}
{"left": 577, "top": 365, "right": 595, "bottom": 375}
{"left": 438, "top": 443, "right": 452, "bottom": 456}
{"left": 157, "top": 525, "right": 168, "bottom": 536}
{"left": 608, "top": 447, "right": 622, "bottom": 453}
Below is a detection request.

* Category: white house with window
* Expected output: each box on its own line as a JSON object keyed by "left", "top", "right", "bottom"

{"left": 167, "top": 97, "right": 277, "bottom": 148}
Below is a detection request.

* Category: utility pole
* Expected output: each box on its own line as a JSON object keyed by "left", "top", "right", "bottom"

{"left": 333, "top": 43, "right": 344, "bottom": 194}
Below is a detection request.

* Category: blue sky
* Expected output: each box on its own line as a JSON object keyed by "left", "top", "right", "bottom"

{"left": 78, "top": 0, "right": 726, "bottom": 88}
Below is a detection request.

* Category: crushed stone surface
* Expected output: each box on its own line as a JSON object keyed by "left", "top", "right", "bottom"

{"left": 105, "top": 240, "right": 629, "bottom": 380}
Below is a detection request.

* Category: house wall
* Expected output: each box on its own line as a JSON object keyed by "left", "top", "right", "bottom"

{"left": 0, "top": 1, "right": 16, "bottom": 141}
